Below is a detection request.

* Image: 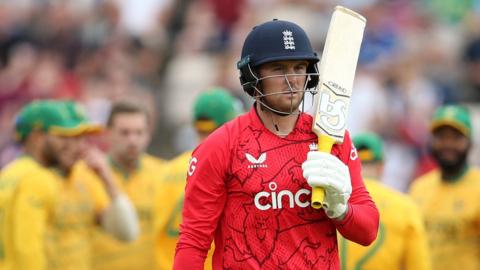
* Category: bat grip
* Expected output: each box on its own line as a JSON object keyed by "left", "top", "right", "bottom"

{"left": 311, "top": 135, "right": 336, "bottom": 209}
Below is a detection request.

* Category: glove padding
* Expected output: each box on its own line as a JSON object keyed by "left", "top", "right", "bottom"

{"left": 302, "top": 151, "right": 352, "bottom": 219}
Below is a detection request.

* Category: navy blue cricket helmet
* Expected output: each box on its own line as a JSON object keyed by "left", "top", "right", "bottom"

{"left": 237, "top": 19, "right": 320, "bottom": 96}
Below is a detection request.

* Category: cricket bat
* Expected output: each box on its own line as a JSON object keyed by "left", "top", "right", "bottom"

{"left": 310, "top": 6, "right": 366, "bottom": 209}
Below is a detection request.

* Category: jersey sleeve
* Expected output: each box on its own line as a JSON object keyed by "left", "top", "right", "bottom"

{"left": 84, "top": 174, "right": 110, "bottom": 214}
{"left": 333, "top": 131, "right": 379, "bottom": 246}
{"left": 173, "top": 128, "right": 230, "bottom": 270}
{"left": 404, "top": 199, "right": 431, "bottom": 270}
{"left": 11, "top": 171, "right": 57, "bottom": 270}
{"left": 73, "top": 162, "right": 110, "bottom": 213}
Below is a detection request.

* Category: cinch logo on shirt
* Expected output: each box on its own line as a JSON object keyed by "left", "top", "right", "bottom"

{"left": 254, "top": 182, "right": 310, "bottom": 210}
{"left": 246, "top": 152, "right": 268, "bottom": 169}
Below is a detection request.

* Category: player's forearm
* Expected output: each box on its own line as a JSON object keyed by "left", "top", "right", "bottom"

{"left": 100, "top": 194, "right": 139, "bottom": 241}
{"left": 83, "top": 147, "right": 119, "bottom": 198}
{"left": 174, "top": 225, "right": 211, "bottom": 269}
{"left": 173, "top": 246, "right": 208, "bottom": 270}
{"left": 96, "top": 168, "right": 119, "bottom": 198}
{"left": 336, "top": 135, "right": 380, "bottom": 245}
{"left": 172, "top": 224, "right": 211, "bottom": 269}
{"left": 335, "top": 194, "right": 379, "bottom": 246}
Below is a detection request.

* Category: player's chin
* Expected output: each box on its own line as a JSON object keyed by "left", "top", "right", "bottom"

{"left": 276, "top": 102, "right": 302, "bottom": 113}
{"left": 60, "top": 156, "right": 79, "bottom": 171}
{"left": 285, "top": 94, "right": 303, "bottom": 105}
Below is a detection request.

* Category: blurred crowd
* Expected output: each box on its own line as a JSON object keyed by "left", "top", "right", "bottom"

{"left": 0, "top": 0, "right": 479, "bottom": 192}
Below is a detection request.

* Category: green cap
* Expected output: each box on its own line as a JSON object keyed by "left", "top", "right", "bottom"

{"left": 353, "top": 132, "right": 384, "bottom": 163}
{"left": 15, "top": 100, "right": 102, "bottom": 142}
{"left": 431, "top": 105, "right": 471, "bottom": 137}
{"left": 51, "top": 101, "right": 103, "bottom": 136}
{"left": 193, "top": 88, "right": 243, "bottom": 133}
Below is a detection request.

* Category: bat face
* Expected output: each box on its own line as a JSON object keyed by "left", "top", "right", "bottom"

{"left": 312, "top": 6, "right": 366, "bottom": 144}
{"left": 315, "top": 81, "right": 350, "bottom": 140}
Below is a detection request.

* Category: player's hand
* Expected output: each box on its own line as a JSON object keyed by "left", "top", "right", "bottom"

{"left": 83, "top": 147, "right": 109, "bottom": 177}
{"left": 83, "top": 147, "right": 118, "bottom": 197}
{"left": 302, "top": 151, "right": 351, "bottom": 219}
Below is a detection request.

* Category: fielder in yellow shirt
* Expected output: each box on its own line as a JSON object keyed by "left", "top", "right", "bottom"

{"left": 410, "top": 105, "right": 480, "bottom": 270}
{"left": 1, "top": 100, "right": 138, "bottom": 270}
{"left": 339, "top": 132, "right": 431, "bottom": 270}
{"left": 157, "top": 151, "right": 192, "bottom": 270}
{"left": 91, "top": 101, "right": 166, "bottom": 270}
{"left": 157, "top": 88, "right": 243, "bottom": 270}
{"left": 0, "top": 155, "right": 56, "bottom": 270}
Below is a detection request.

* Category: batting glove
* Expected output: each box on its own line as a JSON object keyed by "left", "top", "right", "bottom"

{"left": 302, "top": 151, "right": 352, "bottom": 219}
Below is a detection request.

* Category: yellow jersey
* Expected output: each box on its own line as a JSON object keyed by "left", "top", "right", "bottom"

{"left": 410, "top": 167, "right": 480, "bottom": 270}
{"left": 0, "top": 156, "right": 55, "bottom": 270}
{"left": 91, "top": 154, "right": 166, "bottom": 270}
{"left": 156, "top": 151, "right": 213, "bottom": 270}
{"left": 339, "top": 179, "right": 431, "bottom": 270}
{"left": 3, "top": 159, "right": 108, "bottom": 270}
{"left": 45, "top": 163, "right": 109, "bottom": 270}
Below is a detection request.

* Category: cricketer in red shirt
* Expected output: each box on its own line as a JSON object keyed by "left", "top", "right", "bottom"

{"left": 174, "top": 106, "right": 379, "bottom": 269}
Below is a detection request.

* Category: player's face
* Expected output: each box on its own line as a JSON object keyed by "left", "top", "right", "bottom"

{"left": 361, "top": 162, "right": 383, "bottom": 179}
{"left": 108, "top": 112, "right": 150, "bottom": 163}
{"left": 257, "top": 60, "right": 309, "bottom": 113}
{"left": 43, "top": 134, "right": 86, "bottom": 173}
{"left": 430, "top": 126, "right": 470, "bottom": 171}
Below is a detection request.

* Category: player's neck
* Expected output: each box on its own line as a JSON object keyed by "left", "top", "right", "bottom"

{"left": 23, "top": 134, "right": 46, "bottom": 166}
{"left": 255, "top": 103, "right": 299, "bottom": 137}
{"left": 109, "top": 154, "right": 139, "bottom": 177}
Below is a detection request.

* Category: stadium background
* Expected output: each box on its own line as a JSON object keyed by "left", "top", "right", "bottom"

{"left": 0, "top": 0, "right": 479, "bottom": 192}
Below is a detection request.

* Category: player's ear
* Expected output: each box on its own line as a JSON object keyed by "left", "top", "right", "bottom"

{"left": 238, "top": 56, "right": 259, "bottom": 96}
{"left": 252, "top": 80, "right": 264, "bottom": 98}
{"left": 305, "top": 62, "right": 319, "bottom": 88}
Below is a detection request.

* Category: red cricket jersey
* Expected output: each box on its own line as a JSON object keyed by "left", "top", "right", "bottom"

{"left": 174, "top": 107, "right": 379, "bottom": 270}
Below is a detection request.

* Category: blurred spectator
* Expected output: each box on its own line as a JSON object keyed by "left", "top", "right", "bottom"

{"left": 357, "top": 1, "right": 399, "bottom": 68}
{"left": 462, "top": 37, "right": 480, "bottom": 102}
{"left": 339, "top": 132, "right": 431, "bottom": 270}
{"left": 116, "top": 0, "right": 171, "bottom": 36}
{"left": 0, "top": 100, "right": 138, "bottom": 270}
{"left": 410, "top": 105, "right": 480, "bottom": 270}
{"left": 205, "top": 0, "right": 247, "bottom": 52}
{"left": 91, "top": 100, "right": 166, "bottom": 270}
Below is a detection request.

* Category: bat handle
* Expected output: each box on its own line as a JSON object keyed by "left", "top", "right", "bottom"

{"left": 311, "top": 135, "right": 336, "bottom": 209}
